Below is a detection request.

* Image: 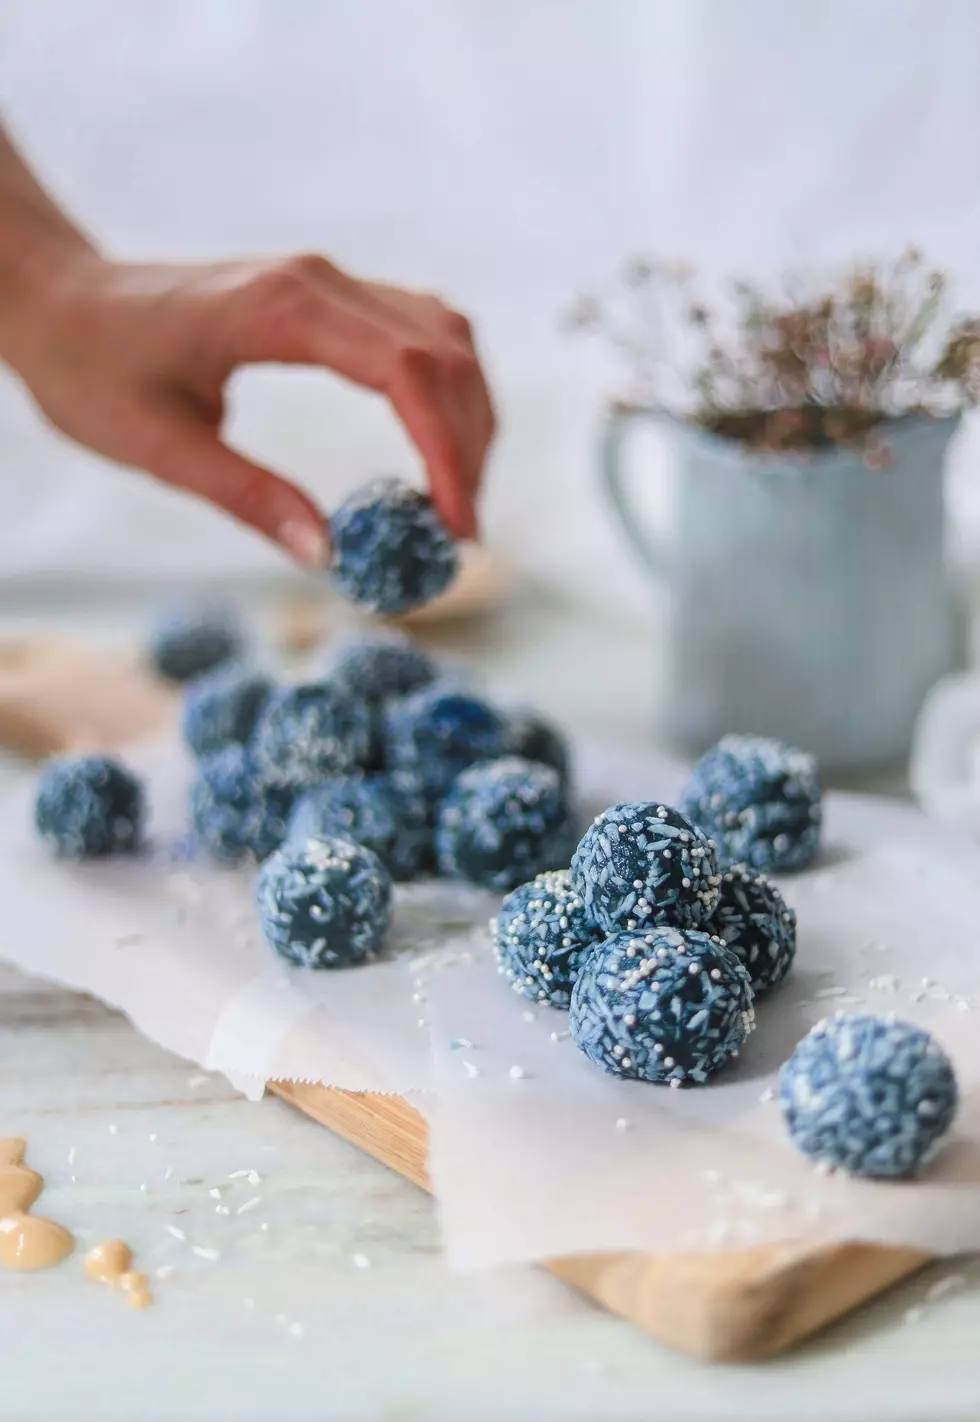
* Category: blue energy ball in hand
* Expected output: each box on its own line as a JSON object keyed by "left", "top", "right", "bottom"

{"left": 709, "top": 863, "right": 797, "bottom": 996}
{"left": 250, "top": 681, "right": 371, "bottom": 791}
{"left": 149, "top": 603, "right": 244, "bottom": 683}
{"left": 570, "top": 927, "right": 755, "bottom": 1085}
{"left": 255, "top": 835, "right": 392, "bottom": 969}
{"left": 35, "top": 754, "right": 144, "bottom": 858}
{"left": 493, "top": 868, "right": 603, "bottom": 1008}
{"left": 181, "top": 667, "right": 273, "bottom": 759}
{"left": 287, "top": 770, "right": 432, "bottom": 882}
{"left": 385, "top": 685, "right": 509, "bottom": 800}
{"left": 190, "top": 745, "right": 291, "bottom": 863}
{"left": 779, "top": 1014, "right": 959, "bottom": 1177}
{"left": 328, "top": 478, "right": 459, "bottom": 615}
{"left": 681, "top": 735, "right": 822, "bottom": 873}
{"left": 436, "top": 756, "right": 577, "bottom": 891}
{"left": 570, "top": 802, "right": 720, "bottom": 935}
{"left": 506, "top": 708, "right": 571, "bottom": 787}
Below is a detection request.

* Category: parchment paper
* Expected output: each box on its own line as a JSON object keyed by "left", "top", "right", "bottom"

{"left": 423, "top": 793, "right": 980, "bottom": 1268}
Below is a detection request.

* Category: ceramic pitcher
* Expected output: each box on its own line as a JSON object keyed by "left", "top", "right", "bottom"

{"left": 601, "top": 409, "right": 961, "bottom": 770}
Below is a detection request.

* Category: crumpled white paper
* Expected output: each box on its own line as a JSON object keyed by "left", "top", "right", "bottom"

{"left": 422, "top": 791, "right": 980, "bottom": 1269}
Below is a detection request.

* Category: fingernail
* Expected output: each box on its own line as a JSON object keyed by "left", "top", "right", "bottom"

{"left": 278, "top": 519, "right": 329, "bottom": 571}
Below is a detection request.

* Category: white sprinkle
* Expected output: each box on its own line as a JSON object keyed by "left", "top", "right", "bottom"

{"left": 412, "top": 993, "right": 425, "bottom": 1004}
{"left": 352, "top": 1253, "right": 371, "bottom": 1270}
{"left": 236, "top": 1197, "right": 262, "bottom": 1216}
{"left": 921, "top": 977, "right": 935, "bottom": 989}
{"left": 148, "top": 1133, "right": 158, "bottom": 1143}
{"left": 759, "top": 1087, "right": 775, "bottom": 1103}
{"left": 70, "top": 1175, "right": 78, "bottom": 1185}
{"left": 813, "top": 986, "right": 849, "bottom": 1000}
{"left": 288, "top": 1322, "right": 305, "bottom": 1338}
{"left": 615, "top": 1118, "right": 630, "bottom": 1131}
{"left": 167, "top": 1226, "right": 187, "bottom": 1241}
{"left": 448, "top": 1037, "right": 474, "bottom": 1050}
{"left": 227, "top": 1169, "right": 251, "bottom": 1180}
{"left": 209, "top": 1187, "right": 223, "bottom": 1199}
{"left": 417, "top": 1018, "right": 427, "bottom": 1029}
{"left": 904, "top": 1306, "right": 924, "bottom": 1325}
{"left": 108, "top": 1123, "right": 118, "bottom": 1136}
{"left": 215, "top": 1205, "right": 230, "bottom": 1216}
{"left": 163, "top": 1166, "right": 174, "bottom": 1181}
{"left": 67, "top": 1147, "right": 77, "bottom": 1167}
{"left": 927, "top": 1274, "right": 966, "bottom": 1301}
{"left": 521, "top": 1010, "right": 536, "bottom": 1023}
{"left": 155, "top": 1264, "right": 175, "bottom": 1279}
{"left": 550, "top": 1030, "right": 570, "bottom": 1042}
{"left": 139, "top": 1182, "right": 149, "bottom": 1194}
{"left": 191, "top": 1246, "right": 220, "bottom": 1262}
{"left": 247, "top": 1170, "right": 262, "bottom": 1187}
{"left": 508, "top": 1065, "right": 528, "bottom": 1080}
{"left": 462, "top": 1060, "right": 481, "bottom": 1079}
{"left": 814, "top": 1161, "right": 835, "bottom": 1177}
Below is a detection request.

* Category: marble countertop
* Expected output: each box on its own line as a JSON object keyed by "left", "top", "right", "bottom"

{"left": 3, "top": 589, "right": 979, "bottom": 1421}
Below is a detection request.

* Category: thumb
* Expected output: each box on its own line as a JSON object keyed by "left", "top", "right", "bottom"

{"left": 142, "top": 416, "right": 329, "bottom": 570}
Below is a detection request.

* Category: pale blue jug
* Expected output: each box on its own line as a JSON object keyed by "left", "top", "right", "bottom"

{"left": 601, "top": 409, "right": 961, "bottom": 770}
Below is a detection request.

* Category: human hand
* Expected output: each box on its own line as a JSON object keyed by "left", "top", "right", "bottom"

{"left": 2, "top": 250, "right": 494, "bottom": 566}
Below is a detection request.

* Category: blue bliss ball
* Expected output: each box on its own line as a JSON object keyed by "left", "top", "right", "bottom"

{"left": 709, "top": 863, "right": 797, "bottom": 996}
{"left": 181, "top": 667, "right": 273, "bottom": 759}
{"left": 255, "top": 835, "right": 392, "bottom": 969}
{"left": 436, "top": 757, "right": 577, "bottom": 891}
{"left": 778, "top": 1014, "right": 959, "bottom": 1178}
{"left": 680, "top": 734, "right": 822, "bottom": 873}
{"left": 492, "top": 868, "right": 604, "bottom": 1008}
{"left": 287, "top": 770, "right": 432, "bottom": 882}
{"left": 250, "top": 681, "right": 371, "bottom": 792}
{"left": 149, "top": 604, "right": 244, "bottom": 683}
{"left": 190, "top": 745, "right": 292, "bottom": 863}
{"left": 385, "top": 685, "right": 510, "bottom": 800}
{"left": 570, "top": 927, "right": 755, "bottom": 1085}
{"left": 506, "top": 708, "right": 571, "bottom": 788}
{"left": 328, "top": 478, "right": 459, "bottom": 615}
{"left": 35, "top": 754, "right": 144, "bottom": 858}
{"left": 327, "top": 634, "right": 438, "bottom": 704}
{"left": 570, "top": 802, "right": 720, "bottom": 935}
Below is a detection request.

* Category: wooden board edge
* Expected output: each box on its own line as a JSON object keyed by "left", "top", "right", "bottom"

{"left": 268, "top": 1081, "right": 930, "bottom": 1361}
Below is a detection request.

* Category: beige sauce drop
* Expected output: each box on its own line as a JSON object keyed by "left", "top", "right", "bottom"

{"left": 0, "top": 1139, "right": 73, "bottom": 1272}
{"left": 85, "top": 1239, "right": 153, "bottom": 1310}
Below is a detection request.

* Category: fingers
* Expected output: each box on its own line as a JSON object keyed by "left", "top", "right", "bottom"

{"left": 140, "top": 406, "right": 329, "bottom": 569}
{"left": 229, "top": 261, "right": 494, "bottom": 540}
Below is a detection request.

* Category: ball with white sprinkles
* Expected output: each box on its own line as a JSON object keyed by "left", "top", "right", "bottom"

{"left": 148, "top": 603, "right": 243, "bottom": 683}
{"left": 570, "top": 802, "right": 720, "bottom": 934}
{"left": 190, "top": 746, "right": 291, "bottom": 863}
{"left": 492, "top": 869, "right": 603, "bottom": 1008}
{"left": 255, "top": 835, "right": 392, "bottom": 969}
{"left": 35, "top": 754, "right": 144, "bottom": 858}
{"left": 328, "top": 478, "right": 459, "bottom": 615}
{"left": 181, "top": 667, "right": 272, "bottom": 759}
{"left": 287, "top": 770, "right": 432, "bottom": 881}
{"left": 680, "top": 734, "right": 822, "bottom": 873}
{"left": 327, "top": 634, "right": 438, "bottom": 704}
{"left": 710, "top": 863, "right": 797, "bottom": 996}
{"left": 569, "top": 927, "right": 755, "bottom": 1085}
{"left": 778, "top": 1014, "right": 958, "bottom": 1177}
{"left": 250, "top": 681, "right": 371, "bottom": 791}
{"left": 385, "top": 685, "right": 509, "bottom": 800}
{"left": 436, "top": 756, "right": 577, "bottom": 891}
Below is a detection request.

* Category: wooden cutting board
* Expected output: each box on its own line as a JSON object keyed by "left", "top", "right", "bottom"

{"left": 0, "top": 634, "right": 931, "bottom": 1361}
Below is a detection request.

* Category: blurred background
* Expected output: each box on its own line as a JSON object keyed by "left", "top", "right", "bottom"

{"left": 5, "top": 0, "right": 980, "bottom": 609}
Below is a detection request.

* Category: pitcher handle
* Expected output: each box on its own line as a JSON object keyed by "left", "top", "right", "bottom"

{"left": 600, "top": 404, "right": 672, "bottom": 580}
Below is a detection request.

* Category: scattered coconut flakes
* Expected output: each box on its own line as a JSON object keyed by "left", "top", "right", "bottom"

{"left": 759, "top": 1087, "right": 775, "bottom": 1103}
{"left": 352, "top": 1253, "right": 371, "bottom": 1270}
{"left": 208, "top": 1187, "right": 223, "bottom": 1199}
{"left": 417, "top": 1018, "right": 427, "bottom": 1029}
{"left": 550, "top": 1030, "right": 571, "bottom": 1042}
{"left": 411, "top": 993, "right": 425, "bottom": 1004}
{"left": 227, "top": 1169, "right": 251, "bottom": 1180}
{"left": 508, "top": 1065, "right": 528, "bottom": 1080}
{"left": 215, "top": 1205, "right": 230, "bottom": 1216}
{"left": 67, "top": 1146, "right": 77, "bottom": 1167}
{"left": 462, "top": 1060, "right": 480, "bottom": 1079}
{"left": 259, "top": 1223, "right": 269, "bottom": 1232}
{"left": 521, "top": 1010, "right": 536, "bottom": 1023}
{"left": 813, "top": 986, "right": 849, "bottom": 1000}
{"left": 155, "top": 1264, "right": 175, "bottom": 1280}
{"left": 149, "top": 1133, "right": 158, "bottom": 1143}
{"left": 246, "top": 1170, "right": 262, "bottom": 1187}
{"left": 236, "top": 1197, "right": 262, "bottom": 1216}
{"left": 139, "top": 1183, "right": 149, "bottom": 1194}
{"left": 191, "top": 1246, "right": 220, "bottom": 1262}
{"left": 448, "top": 1037, "right": 474, "bottom": 1050}
{"left": 163, "top": 1166, "right": 174, "bottom": 1181}
{"left": 615, "top": 1118, "right": 630, "bottom": 1131}
{"left": 167, "top": 1226, "right": 187, "bottom": 1241}
{"left": 869, "top": 974, "right": 900, "bottom": 993}
{"left": 70, "top": 1175, "right": 78, "bottom": 1185}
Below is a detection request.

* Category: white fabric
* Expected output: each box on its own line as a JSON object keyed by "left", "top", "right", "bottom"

{"left": 2, "top": 0, "right": 980, "bottom": 605}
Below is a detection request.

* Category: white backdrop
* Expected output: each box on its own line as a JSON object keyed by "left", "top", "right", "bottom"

{"left": 2, "top": 0, "right": 980, "bottom": 611}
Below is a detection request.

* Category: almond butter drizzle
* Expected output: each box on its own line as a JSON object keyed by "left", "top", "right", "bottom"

{"left": 0, "top": 1138, "right": 73, "bottom": 1271}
